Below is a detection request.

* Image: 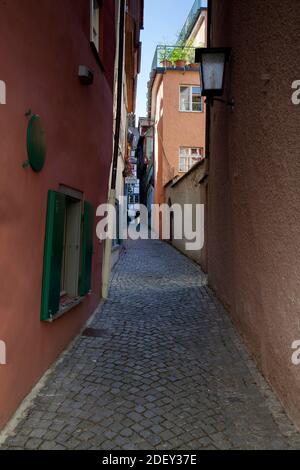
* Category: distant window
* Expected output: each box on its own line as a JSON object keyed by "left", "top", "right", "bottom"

{"left": 90, "top": 0, "right": 100, "bottom": 52}
{"left": 179, "top": 86, "right": 202, "bottom": 112}
{"left": 179, "top": 147, "right": 204, "bottom": 172}
{"left": 128, "top": 194, "right": 139, "bottom": 204}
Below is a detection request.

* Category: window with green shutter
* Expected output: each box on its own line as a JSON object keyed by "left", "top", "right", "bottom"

{"left": 41, "top": 190, "right": 94, "bottom": 321}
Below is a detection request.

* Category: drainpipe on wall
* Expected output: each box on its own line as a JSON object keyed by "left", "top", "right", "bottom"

{"left": 102, "top": 0, "right": 126, "bottom": 299}
{"left": 205, "top": 0, "right": 212, "bottom": 161}
{"left": 202, "top": 0, "right": 212, "bottom": 274}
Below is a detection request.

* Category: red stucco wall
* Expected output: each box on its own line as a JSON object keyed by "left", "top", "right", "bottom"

{"left": 209, "top": 0, "right": 300, "bottom": 426}
{"left": 0, "top": 0, "right": 115, "bottom": 428}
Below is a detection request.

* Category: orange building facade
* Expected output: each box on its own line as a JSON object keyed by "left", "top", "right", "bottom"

{"left": 148, "top": 3, "right": 207, "bottom": 207}
{"left": 150, "top": 70, "right": 206, "bottom": 205}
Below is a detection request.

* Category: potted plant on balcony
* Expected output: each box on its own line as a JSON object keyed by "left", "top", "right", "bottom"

{"left": 170, "top": 47, "right": 188, "bottom": 68}
{"left": 158, "top": 47, "right": 172, "bottom": 68}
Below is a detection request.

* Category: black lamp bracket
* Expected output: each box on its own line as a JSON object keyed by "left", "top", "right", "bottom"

{"left": 206, "top": 97, "right": 235, "bottom": 110}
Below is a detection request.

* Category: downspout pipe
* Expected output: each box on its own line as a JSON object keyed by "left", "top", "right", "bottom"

{"left": 102, "top": 0, "right": 126, "bottom": 299}
{"left": 111, "top": 0, "right": 126, "bottom": 192}
{"left": 205, "top": 0, "right": 212, "bottom": 160}
{"left": 202, "top": 0, "right": 212, "bottom": 274}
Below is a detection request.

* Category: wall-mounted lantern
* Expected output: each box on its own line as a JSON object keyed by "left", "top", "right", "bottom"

{"left": 195, "top": 47, "right": 233, "bottom": 107}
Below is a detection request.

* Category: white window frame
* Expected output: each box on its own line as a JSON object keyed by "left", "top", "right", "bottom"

{"left": 179, "top": 147, "right": 204, "bottom": 173}
{"left": 179, "top": 85, "right": 203, "bottom": 113}
{"left": 90, "top": 0, "right": 100, "bottom": 52}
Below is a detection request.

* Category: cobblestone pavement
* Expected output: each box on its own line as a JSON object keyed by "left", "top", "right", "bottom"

{"left": 2, "top": 240, "right": 300, "bottom": 450}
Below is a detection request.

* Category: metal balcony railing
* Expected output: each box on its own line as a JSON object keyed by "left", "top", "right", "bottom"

{"left": 178, "top": 0, "right": 208, "bottom": 43}
{"left": 151, "top": 45, "right": 197, "bottom": 72}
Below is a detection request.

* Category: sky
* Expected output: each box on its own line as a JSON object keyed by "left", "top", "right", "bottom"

{"left": 136, "top": 0, "right": 195, "bottom": 120}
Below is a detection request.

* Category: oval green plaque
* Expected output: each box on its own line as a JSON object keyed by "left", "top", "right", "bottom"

{"left": 26, "top": 114, "right": 46, "bottom": 172}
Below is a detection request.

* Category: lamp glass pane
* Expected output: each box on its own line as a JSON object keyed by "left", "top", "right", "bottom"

{"left": 202, "top": 53, "right": 225, "bottom": 91}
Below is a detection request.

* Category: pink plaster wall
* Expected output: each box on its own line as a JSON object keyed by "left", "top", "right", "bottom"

{"left": 0, "top": 0, "right": 115, "bottom": 428}
{"left": 163, "top": 71, "right": 205, "bottom": 184}
{"left": 153, "top": 70, "right": 206, "bottom": 204}
{"left": 209, "top": 0, "right": 300, "bottom": 426}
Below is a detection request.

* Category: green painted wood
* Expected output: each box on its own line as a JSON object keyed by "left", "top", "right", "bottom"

{"left": 79, "top": 201, "right": 94, "bottom": 296}
{"left": 41, "top": 191, "right": 66, "bottom": 321}
{"left": 27, "top": 114, "right": 46, "bottom": 172}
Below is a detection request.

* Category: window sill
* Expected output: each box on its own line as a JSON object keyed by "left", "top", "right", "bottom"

{"left": 179, "top": 110, "right": 203, "bottom": 113}
{"left": 45, "top": 296, "right": 85, "bottom": 322}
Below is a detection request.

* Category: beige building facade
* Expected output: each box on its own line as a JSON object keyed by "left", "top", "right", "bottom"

{"left": 165, "top": 159, "right": 209, "bottom": 271}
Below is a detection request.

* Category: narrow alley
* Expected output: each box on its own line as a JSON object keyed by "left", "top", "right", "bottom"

{"left": 2, "top": 240, "right": 300, "bottom": 450}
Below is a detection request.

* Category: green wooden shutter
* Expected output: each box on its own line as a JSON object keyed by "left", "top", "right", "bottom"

{"left": 79, "top": 201, "right": 94, "bottom": 296}
{"left": 41, "top": 191, "right": 66, "bottom": 321}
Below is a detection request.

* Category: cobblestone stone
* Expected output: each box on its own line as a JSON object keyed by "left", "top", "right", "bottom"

{"left": 1, "top": 239, "right": 300, "bottom": 449}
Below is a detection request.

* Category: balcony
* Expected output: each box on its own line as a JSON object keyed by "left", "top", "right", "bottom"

{"left": 178, "top": 0, "right": 208, "bottom": 43}
{"left": 151, "top": 45, "right": 198, "bottom": 72}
